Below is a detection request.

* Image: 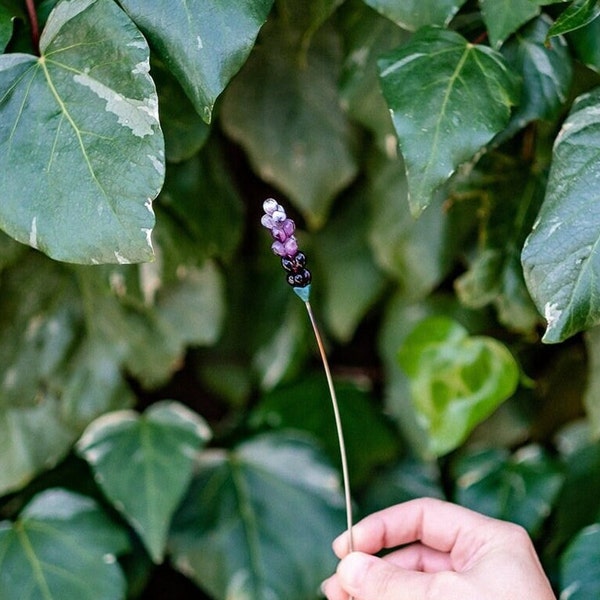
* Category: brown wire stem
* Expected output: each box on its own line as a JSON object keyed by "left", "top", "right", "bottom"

{"left": 304, "top": 301, "right": 355, "bottom": 558}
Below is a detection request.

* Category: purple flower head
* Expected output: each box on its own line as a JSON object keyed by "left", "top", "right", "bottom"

{"left": 261, "top": 198, "right": 311, "bottom": 297}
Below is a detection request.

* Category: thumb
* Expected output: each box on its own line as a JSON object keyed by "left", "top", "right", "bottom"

{"left": 336, "top": 552, "right": 433, "bottom": 600}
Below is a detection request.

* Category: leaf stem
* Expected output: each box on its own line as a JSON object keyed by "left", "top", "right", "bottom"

{"left": 304, "top": 301, "right": 354, "bottom": 555}
{"left": 25, "top": 0, "right": 40, "bottom": 55}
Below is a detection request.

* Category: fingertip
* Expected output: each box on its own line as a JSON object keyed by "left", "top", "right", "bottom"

{"left": 332, "top": 531, "right": 350, "bottom": 558}
{"left": 337, "top": 551, "right": 374, "bottom": 592}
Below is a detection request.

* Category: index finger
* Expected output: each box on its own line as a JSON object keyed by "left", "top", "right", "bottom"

{"left": 334, "top": 498, "right": 501, "bottom": 559}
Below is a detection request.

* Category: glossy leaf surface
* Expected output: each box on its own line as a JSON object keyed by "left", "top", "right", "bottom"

{"left": 379, "top": 27, "right": 519, "bottom": 215}
{"left": 522, "top": 87, "right": 600, "bottom": 342}
{"left": 169, "top": 433, "right": 346, "bottom": 600}
{"left": 0, "top": 489, "right": 129, "bottom": 599}
{"left": 77, "top": 402, "right": 211, "bottom": 562}
{"left": 0, "top": 0, "right": 164, "bottom": 263}
{"left": 119, "top": 0, "right": 274, "bottom": 123}
{"left": 398, "top": 316, "right": 519, "bottom": 456}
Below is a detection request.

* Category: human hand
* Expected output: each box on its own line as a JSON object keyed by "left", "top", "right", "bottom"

{"left": 321, "top": 497, "right": 555, "bottom": 600}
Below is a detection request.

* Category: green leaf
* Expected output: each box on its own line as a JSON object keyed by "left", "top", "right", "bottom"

{"left": 0, "top": 0, "right": 20, "bottom": 51}
{"left": 312, "top": 188, "right": 387, "bottom": 342}
{"left": 152, "top": 57, "right": 210, "bottom": 163}
{"left": 0, "top": 488, "right": 129, "bottom": 599}
{"left": 522, "top": 87, "right": 600, "bottom": 343}
{"left": 560, "top": 523, "right": 600, "bottom": 598}
{"left": 550, "top": 437, "right": 600, "bottom": 550}
{"left": 119, "top": 0, "right": 274, "bottom": 124}
{"left": 480, "top": 0, "right": 541, "bottom": 48}
{"left": 250, "top": 375, "right": 400, "bottom": 485}
{"left": 366, "top": 152, "right": 477, "bottom": 298}
{"left": 378, "top": 27, "right": 520, "bottom": 215}
{"left": 453, "top": 156, "right": 544, "bottom": 333}
{"left": 398, "top": 316, "right": 520, "bottom": 456}
{"left": 156, "top": 141, "right": 245, "bottom": 265}
{"left": 0, "top": 0, "right": 164, "bottom": 264}
{"left": 0, "top": 254, "right": 79, "bottom": 409}
{"left": 169, "top": 432, "right": 347, "bottom": 600}
{"left": 362, "top": 456, "right": 445, "bottom": 514}
{"left": 453, "top": 445, "right": 564, "bottom": 535}
{"left": 501, "top": 15, "right": 573, "bottom": 128}
{"left": 221, "top": 21, "right": 358, "bottom": 228}
{"left": 568, "top": 13, "right": 600, "bottom": 73}
{"left": 584, "top": 327, "right": 600, "bottom": 437}
{"left": 77, "top": 401, "right": 211, "bottom": 562}
{"left": 548, "top": 0, "right": 600, "bottom": 37}
{"left": 362, "top": 0, "right": 468, "bottom": 30}
{"left": 339, "top": 1, "right": 409, "bottom": 150}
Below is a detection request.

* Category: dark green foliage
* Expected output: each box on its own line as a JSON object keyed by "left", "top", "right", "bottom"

{"left": 1, "top": 0, "right": 600, "bottom": 598}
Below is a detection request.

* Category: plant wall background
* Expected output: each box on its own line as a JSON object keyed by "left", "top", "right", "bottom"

{"left": 1, "top": 0, "right": 600, "bottom": 598}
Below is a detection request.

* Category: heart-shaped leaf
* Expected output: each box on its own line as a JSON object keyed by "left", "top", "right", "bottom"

{"left": 119, "top": 0, "right": 274, "bottom": 124}
{"left": 363, "top": 0, "right": 468, "bottom": 31}
{"left": 398, "top": 315, "right": 519, "bottom": 456}
{"left": 453, "top": 445, "right": 564, "bottom": 535}
{"left": 522, "top": 87, "right": 600, "bottom": 343}
{"left": 0, "top": 0, "right": 164, "bottom": 264}
{"left": 77, "top": 401, "right": 212, "bottom": 562}
{"left": 169, "top": 432, "right": 346, "bottom": 600}
{"left": 0, "top": 488, "right": 129, "bottom": 599}
{"left": 378, "top": 27, "right": 520, "bottom": 215}
{"left": 560, "top": 524, "right": 600, "bottom": 599}
{"left": 480, "top": 0, "right": 541, "bottom": 48}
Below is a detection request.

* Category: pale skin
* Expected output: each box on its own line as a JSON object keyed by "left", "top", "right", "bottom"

{"left": 321, "top": 497, "right": 556, "bottom": 600}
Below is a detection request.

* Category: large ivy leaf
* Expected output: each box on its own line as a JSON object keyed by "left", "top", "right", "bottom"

{"left": 362, "top": 0, "right": 468, "bottom": 30}
{"left": 560, "top": 524, "right": 600, "bottom": 599}
{"left": 398, "top": 316, "right": 519, "bottom": 456}
{"left": 77, "top": 401, "right": 211, "bottom": 563}
{"left": 221, "top": 21, "right": 358, "bottom": 227}
{"left": 0, "top": 0, "right": 164, "bottom": 264}
{"left": 501, "top": 15, "right": 572, "bottom": 132}
{"left": 453, "top": 446, "right": 564, "bottom": 535}
{"left": 250, "top": 375, "right": 399, "bottom": 485}
{"left": 548, "top": 0, "right": 600, "bottom": 37}
{"left": 0, "top": 489, "right": 129, "bottom": 599}
{"left": 169, "top": 433, "right": 347, "bottom": 600}
{"left": 479, "top": 0, "right": 542, "bottom": 48}
{"left": 378, "top": 27, "right": 520, "bottom": 215}
{"left": 119, "top": 0, "right": 274, "bottom": 124}
{"left": 522, "top": 87, "right": 600, "bottom": 343}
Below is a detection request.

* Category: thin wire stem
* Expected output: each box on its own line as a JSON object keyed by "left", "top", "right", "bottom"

{"left": 305, "top": 301, "right": 354, "bottom": 555}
